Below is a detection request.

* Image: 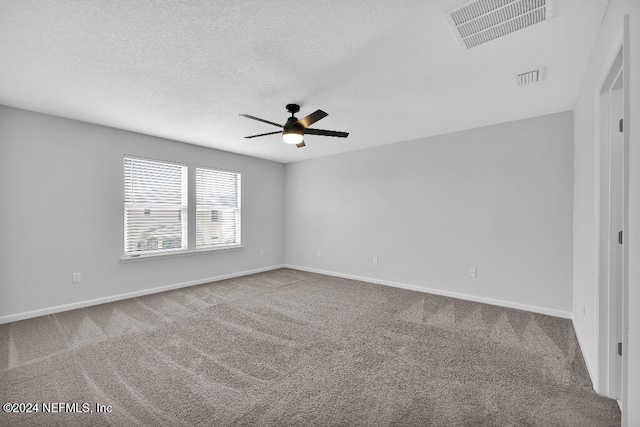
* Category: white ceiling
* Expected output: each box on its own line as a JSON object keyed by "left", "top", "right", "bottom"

{"left": 0, "top": 0, "right": 609, "bottom": 163}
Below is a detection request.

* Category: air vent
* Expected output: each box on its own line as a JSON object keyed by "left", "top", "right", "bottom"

{"left": 445, "top": 0, "right": 554, "bottom": 49}
{"left": 516, "top": 68, "right": 544, "bottom": 86}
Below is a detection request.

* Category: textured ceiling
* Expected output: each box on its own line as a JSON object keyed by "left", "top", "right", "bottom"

{"left": 0, "top": 0, "right": 609, "bottom": 163}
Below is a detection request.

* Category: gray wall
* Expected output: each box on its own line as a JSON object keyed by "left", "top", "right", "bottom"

{"left": 0, "top": 106, "right": 285, "bottom": 320}
{"left": 284, "top": 111, "right": 574, "bottom": 315}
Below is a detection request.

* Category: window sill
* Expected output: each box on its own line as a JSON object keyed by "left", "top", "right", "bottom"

{"left": 120, "top": 244, "right": 243, "bottom": 262}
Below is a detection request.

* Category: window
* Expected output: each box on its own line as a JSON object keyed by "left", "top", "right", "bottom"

{"left": 196, "top": 167, "right": 241, "bottom": 248}
{"left": 124, "top": 157, "right": 188, "bottom": 255}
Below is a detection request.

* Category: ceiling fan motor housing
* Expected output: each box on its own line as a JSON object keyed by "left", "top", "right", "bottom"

{"left": 284, "top": 116, "right": 303, "bottom": 132}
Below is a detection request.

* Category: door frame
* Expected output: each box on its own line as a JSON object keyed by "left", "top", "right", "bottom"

{"left": 594, "top": 35, "right": 625, "bottom": 401}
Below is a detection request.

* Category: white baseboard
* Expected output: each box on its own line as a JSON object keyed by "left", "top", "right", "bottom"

{"left": 572, "top": 317, "right": 598, "bottom": 391}
{"left": 2, "top": 263, "right": 573, "bottom": 323}
{"left": 0, "top": 264, "right": 285, "bottom": 324}
{"left": 284, "top": 264, "right": 572, "bottom": 319}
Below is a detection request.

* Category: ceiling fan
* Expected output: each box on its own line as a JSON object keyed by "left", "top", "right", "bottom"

{"left": 240, "top": 104, "right": 349, "bottom": 148}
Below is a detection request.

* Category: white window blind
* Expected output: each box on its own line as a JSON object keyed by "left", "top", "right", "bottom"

{"left": 196, "top": 167, "right": 241, "bottom": 248}
{"left": 124, "top": 157, "right": 188, "bottom": 254}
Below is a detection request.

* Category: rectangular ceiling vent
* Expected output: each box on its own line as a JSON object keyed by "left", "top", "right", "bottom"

{"left": 516, "top": 68, "right": 544, "bottom": 86}
{"left": 445, "top": 0, "right": 554, "bottom": 49}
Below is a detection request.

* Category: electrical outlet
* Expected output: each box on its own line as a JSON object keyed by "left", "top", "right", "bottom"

{"left": 72, "top": 272, "right": 82, "bottom": 283}
{"left": 317, "top": 250, "right": 321, "bottom": 257}
{"left": 373, "top": 257, "right": 379, "bottom": 265}
{"left": 469, "top": 268, "right": 477, "bottom": 277}
{"left": 260, "top": 249, "right": 264, "bottom": 257}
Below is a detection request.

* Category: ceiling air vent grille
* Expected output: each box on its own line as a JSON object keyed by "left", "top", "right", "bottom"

{"left": 516, "top": 68, "right": 544, "bottom": 86}
{"left": 446, "top": 0, "right": 553, "bottom": 49}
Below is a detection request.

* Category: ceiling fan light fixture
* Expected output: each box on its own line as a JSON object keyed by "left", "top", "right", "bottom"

{"left": 282, "top": 130, "right": 304, "bottom": 145}
{"left": 240, "top": 104, "right": 348, "bottom": 148}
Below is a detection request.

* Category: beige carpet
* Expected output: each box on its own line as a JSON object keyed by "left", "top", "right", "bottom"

{"left": 0, "top": 269, "right": 620, "bottom": 426}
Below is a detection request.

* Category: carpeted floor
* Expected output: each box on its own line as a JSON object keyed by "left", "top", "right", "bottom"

{"left": 0, "top": 269, "right": 620, "bottom": 426}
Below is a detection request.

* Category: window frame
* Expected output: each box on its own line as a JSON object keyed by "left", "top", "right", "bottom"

{"left": 195, "top": 165, "right": 242, "bottom": 250}
{"left": 121, "top": 157, "right": 243, "bottom": 261}
{"left": 123, "top": 156, "right": 189, "bottom": 257}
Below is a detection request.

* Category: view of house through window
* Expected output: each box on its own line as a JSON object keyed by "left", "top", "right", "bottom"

{"left": 123, "top": 158, "right": 240, "bottom": 256}
{"left": 196, "top": 167, "right": 241, "bottom": 248}
{"left": 124, "top": 157, "right": 188, "bottom": 254}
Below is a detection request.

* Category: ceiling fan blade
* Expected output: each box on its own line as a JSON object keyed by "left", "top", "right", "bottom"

{"left": 239, "top": 114, "right": 283, "bottom": 128}
{"left": 297, "top": 110, "right": 328, "bottom": 128}
{"left": 244, "top": 130, "right": 282, "bottom": 139}
{"left": 296, "top": 141, "right": 306, "bottom": 148}
{"left": 304, "top": 128, "right": 349, "bottom": 138}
